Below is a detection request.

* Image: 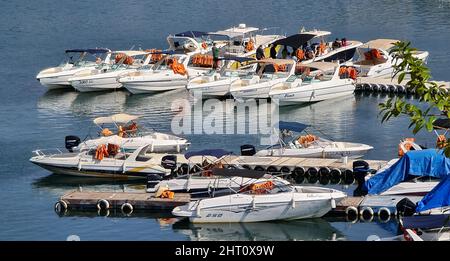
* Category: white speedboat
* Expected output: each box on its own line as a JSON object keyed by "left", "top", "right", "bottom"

{"left": 272, "top": 30, "right": 362, "bottom": 63}
{"left": 209, "top": 23, "right": 284, "bottom": 58}
{"left": 69, "top": 50, "right": 151, "bottom": 92}
{"left": 172, "top": 168, "right": 346, "bottom": 223}
{"left": 186, "top": 58, "right": 256, "bottom": 98}
{"left": 269, "top": 62, "right": 355, "bottom": 105}
{"left": 350, "top": 39, "right": 429, "bottom": 78}
{"left": 70, "top": 113, "right": 189, "bottom": 153}
{"left": 36, "top": 48, "right": 112, "bottom": 90}
{"left": 230, "top": 59, "right": 295, "bottom": 99}
{"left": 29, "top": 144, "right": 172, "bottom": 179}
{"left": 120, "top": 52, "right": 212, "bottom": 94}
{"left": 255, "top": 121, "right": 373, "bottom": 159}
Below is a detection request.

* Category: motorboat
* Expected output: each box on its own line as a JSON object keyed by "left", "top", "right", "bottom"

{"left": 362, "top": 149, "right": 450, "bottom": 196}
{"left": 254, "top": 121, "right": 373, "bottom": 159}
{"left": 69, "top": 50, "right": 151, "bottom": 92}
{"left": 29, "top": 144, "right": 173, "bottom": 179}
{"left": 271, "top": 29, "right": 362, "bottom": 63}
{"left": 36, "top": 48, "right": 111, "bottom": 90}
{"left": 229, "top": 59, "right": 296, "bottom": 99}
{"left": 172, "top": 168, "right": 346, "bottom": 223}
{"left": 186, "top": 57, "right": 257, "bottom": 98}
{"left": 120, "top": 52, "right": 212, "bottom": 94}
{"left": 209, "top": 23, "right": 284, "bottom": 59}
{"left": 166, "top": 31, "right": 213, "bottom": 54}
{"left": 350, "top": 39, "right": 429, "bottom": 78}
{"left": 269, "top": 62, "right": 355, "bottom": 105}
{"left": 69, "top": 113, "right": 190, "bottom": 153}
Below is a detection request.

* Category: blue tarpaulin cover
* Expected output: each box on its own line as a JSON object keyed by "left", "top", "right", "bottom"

{"left": 364, "top": 149, "right": 450, "bottom": 195}
{"left": 185, "top": 149, "right": 232, "bottom": 159}
{"left": 416, "top": 175, "right": 450, "bottom": 212}
{"left": 275, "top": 121, "right": 309, "bottom": 133}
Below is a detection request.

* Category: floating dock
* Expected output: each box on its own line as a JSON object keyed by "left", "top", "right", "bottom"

{"left": 355, "top": 76, "right": 450, "bottom": 94}
{"left": 55, "top": 190, "right": 191, "bottom": 215}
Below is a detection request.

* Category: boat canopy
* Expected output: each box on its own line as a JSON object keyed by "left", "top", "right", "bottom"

{"left": 185, "top": 149, "right": 232, "bottom": 159}
{"left": 416, "top": 175, "right": 450, "bottom": 212}
{"left": 175, "top": 31, "right": 209, "bottom": 38}
{"left": 275, "top": 121, "right": 309, "bottom": 132}
{"left": 301, "top": 62, "right": 338, "bottom": 72}
{"left": 65, "top": 48, "right": 111, "bottom": 54}
{"left": 402, "top": 213, "right": 450, "bottom": 229}
{"left": 364, "top": 149, "right": 450, "bottom": 195}
{"left": 112, "top": 50, "right": 149, "bottom": 57}
{"left": 360, "top": 39, "right": 399, "bottom": 50}
{"left": 93, "top": 113, "right": 140, "bottom": 125}
{"left": 433, "top": 118, "right": 450, "bottom": 129}
{"left": 272, "top": 33, "right": 319, "bottom": 50}
{"left": 211, "top": 168, "right": 268, "bottom": 179}
{"left": 250, "top": 58, "right": 295, "bottom": 65}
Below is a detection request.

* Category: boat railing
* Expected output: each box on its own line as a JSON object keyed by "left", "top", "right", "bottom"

{"left": 32, "top": 148, "right": 65, "bottom": 157}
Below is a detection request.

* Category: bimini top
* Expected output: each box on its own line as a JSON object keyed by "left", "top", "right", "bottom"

{"left": 364, "top": 149, "right": 450, "bottom": 195}
{"left": 416, "top": 175, "right": 450, "bottom": 212}
{"left": 185, "top": 149, "right": 232, "bottom": 159}
{"left": 275, "top": 121, "right": 309, "bottom": 133}
{"left": 301, "top": 61, "right": 338, "bottom": 72}
{"left": 174, "top": 31, "right": 209, "bottom": 38}
{"left": 65, "top": 48, "right": 111, "bottom": 54}
{"left": 93, "top": 113, "right": 140, "bottom": 125}
{"left": 112, "top": 50, "right": 149, "bottom": 57}
{"left": 211, "top": 167, "right": 269, "bottom": 179}
{"left": 433, "top": 118, "right": 450, "bottom": 129}
{"left": 272, "top": 31, "right": 330, "bottom": 50}
{"left": 250, "top": 58, "right": 295, "bottom": 65}
{"left": 360, "top": 39, "right": 400, "bottom": 50}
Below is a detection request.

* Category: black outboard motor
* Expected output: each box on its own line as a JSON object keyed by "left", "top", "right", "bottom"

{"left": 240, "top": 144, "right": 256, "bottom": 156}
{"left": 65, "top": 135, "right": 81, "bottom": 152}
{"left": 161, "top": 155, "right": 177, "bottom": 177}
{"left": 146, "top": 174, "right": 163, "bottom": 191}
{"left": 396, "top": 197, "right": 417, "bottom": 217}
{"left": 353, "top": 160, "right": 369, "bottom": 196}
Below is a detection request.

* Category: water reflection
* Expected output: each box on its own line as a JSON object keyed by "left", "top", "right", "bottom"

{"left": 172, "top": 218, "right": 344, "bottom": 241}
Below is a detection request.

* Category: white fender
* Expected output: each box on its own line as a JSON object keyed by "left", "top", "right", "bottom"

{"left": 331, "top": 197, "right": 336, "bottom": 209}
{"left": 345, "top": 206, "right": 358, "bottom": 217}
{"left": 378, "top": 207, "right": 391, "bottom": 222}
{"left": 96, "top": 199, "right": 110, "bottom": 210}
{"left": 121, "top": 202, "right": 134, "bottom": 215}
{"left": 360, "top": 206, "right": 374, "bottom": 222}
{"left": 55, "top": 200, "right": 68, "bottom": 213}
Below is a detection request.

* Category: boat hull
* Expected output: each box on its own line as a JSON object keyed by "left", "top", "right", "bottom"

{"left": 256, "top": 145, "right": 373, "bottom": 159}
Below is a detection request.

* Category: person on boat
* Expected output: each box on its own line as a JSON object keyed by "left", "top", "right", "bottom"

{"left": 212, "top": 42, "right": 220, "bottom": 70}
{"left": 256, "top": 45, "right": 265, "bottom": 60}
{"left": 281, "top": 46, "right": 288, "bottom": 59}
{"left": 341, "top": 38, "right": 347, "bottom": 47}
{"left": 95, "top": 57, "right": 102, "bottom": 64}
{"left": 332, "top": 38, "right": 342, "bottom": 49}
{"left": 269, "top": 44, "right": 277, "bottom": 59}
{"left": 305, "top": 46, "right": 315, "bottom": 60}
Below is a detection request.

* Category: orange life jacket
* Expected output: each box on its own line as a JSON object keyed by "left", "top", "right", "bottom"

{"left": 249, "top": 181, "right": 274, "bottom": 194}
{"left": 398, "top": 138, "right": 416, "bottom": 157}
{"left": 201, "top": 41, "right": 207, "bottom": 49}
{"left": 371, "top": 49, "right": 382, "bottom": 59}
{"left": 319, "top": 42, "right": 326, "bottom": 54}
{"left": 246, "top": 39, "right": 254, "bottom": 52}
{"left": 347, "top": 67, "right": 358, "bottom": 80}
{"left": 95, "top": 144, "right": 109, "bottom": 161}
{"left": 339, "top": 66, "right": 348, "bottom": 76}
{"left": 171, "top": 59, "right": 187, "bottom": 75}
{"left": 160, "top": 190, "right": 175, "bottom": 199}
{"left": 296, "top": 49, "right": 305, "bottom": 60}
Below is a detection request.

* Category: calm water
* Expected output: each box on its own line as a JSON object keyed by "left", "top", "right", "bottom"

{"left": 0, "top": 0, "right": 449, "bottom": 240}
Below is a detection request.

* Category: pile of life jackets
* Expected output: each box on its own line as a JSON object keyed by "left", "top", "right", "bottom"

{"left": 159, "top": 190, "right": 175, "bottom": 199}
{"left": 274, "top": 64, "right": 287, "bottom": 72}
{"left": 364, "top": 49, "right": 382, "bottom": 60}
{"left": 298, "top": 134, "right": 317, "bottom": 147}
{"left": 338, "top": 66, "right": 358, "bottom": 80}
{"left": 192, "top": 54, "right": 214, "bottom": 67}
{"left": 246, "top": 39, "right": 255, "bottom": 52}
{"left": 101, "top": 128, "right": 113, "bottom": 137}
{"left": 115, "top": 53, "right": 134, "bottom": 65}
{"left": 146, "top": 49, "right": 164, "bottom": 63}
{"left": 437, "top": 135, "right": 448, "bottom": 149}
{"left": 248, "top": 181, "right": 274, "bottom": 194}
{"left": 398, "top": 137, "right": 416, "bottom": 157}
{"left": 95, "top": 144, "right": 109, "bottom": 161}
{"left": 201, "top": 41, "right": 208, "bottom": 49}
{"left": 169, "top": 58, "right": 187, "bottom": 75}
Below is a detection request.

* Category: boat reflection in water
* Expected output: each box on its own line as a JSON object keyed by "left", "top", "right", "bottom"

{"left": 172, "top": 218, "right": 344, "bottom": 241}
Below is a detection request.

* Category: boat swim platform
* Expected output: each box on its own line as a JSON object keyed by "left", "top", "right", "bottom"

{"left": 57, "top": 190, "right": 191, "bottom": 212}
{"left": 218, "top": 155, "right": 387, "bottom": 172}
